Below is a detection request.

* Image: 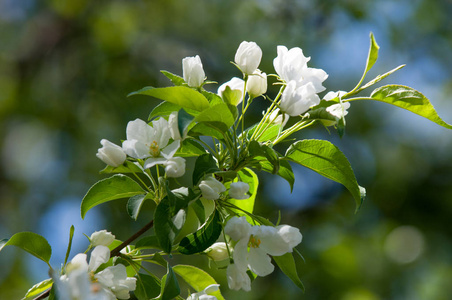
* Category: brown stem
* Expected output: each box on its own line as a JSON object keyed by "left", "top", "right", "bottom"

{"left": 33, "top": 219, "right": 155, "bottom": 300}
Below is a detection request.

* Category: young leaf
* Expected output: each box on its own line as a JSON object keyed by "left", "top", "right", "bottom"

{"left": 127, "top": 193, "right": 154, "bottom": 220}
{"left": 355, "top": 64, "right": 405, "bottom": 93}
{"left": 161, "top": 70, "right": 185, "bottom": 86}
{"left": 135, "top": 273, "right": 161, "bottom": 300}
{"left": 194, "top": 103, "right": 235, "bottom": 132}
{"left": 175, "top": 139, "right": 207, "bottom": 157}
{"left": 226, "top": 168, "right": 258, "bottom": 219}
{"left": 23, "top": 278, "right": 53, "bottom": 299}
{"left": 81, "top": 174, "right": 146, "bottom": 219}
{"left": 157, "top": 263, "right": 180, "bottom": 300}
{"left": 349, "top": 32, "right": 379, "bottom": 94}
{"left": 178, "top": 209, "right": 222, "bottom": 255}
{"left": 193, "top": 153, "right": 220, "bottom": 185}
{"left": 154, "top": 196, "right": 187, "bottom": 254}
{"left": 149, "top": 101, "right": 182, "bottom": 120}
{"left": 285, "top": 139, "right": 364, "bottom": 211}
{"left": 172, "top": 265, "right": 225, "bottom": 300}
{"left": 99, "top": 161, "right": 143, "bottom": 175}
{"left": 367, "top": 85, "right": 452, "bottom": 130}
{"left": 202, "top": 90, "right": 223, "bottom": 106}
{"left": 273, "top": 253, "right": 305, "bottom": 291}
{"left": 63, "top": 225, "right": 75, "bottom": 266}
{"left": 129, "top": 86, "right": 210, "bottom": 112}
{"left": 0, "top": 232, "right": 52, "bottom": 265}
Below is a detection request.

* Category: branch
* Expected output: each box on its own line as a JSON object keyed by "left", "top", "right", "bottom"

{"left": 33, "top": 219, "right": 155, "bottom": 299}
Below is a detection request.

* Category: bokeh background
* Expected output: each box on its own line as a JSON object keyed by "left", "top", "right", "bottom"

{"left": 1, "top": 0, "right": 452, "bottom": 299}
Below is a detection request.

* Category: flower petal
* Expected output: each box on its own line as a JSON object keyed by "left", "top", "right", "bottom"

{"left": 247, "top": 247, "right": 274, "bottom": 277}
{"left": 88, "top": 245, "right": 110, "bottom": 272}
{"left": 143, "top": 157, "right": 167, "bottom": 169}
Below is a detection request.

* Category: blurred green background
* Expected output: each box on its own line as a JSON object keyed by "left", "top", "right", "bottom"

{"left": 1, "top": 0, "right": 452, "bottom": 299}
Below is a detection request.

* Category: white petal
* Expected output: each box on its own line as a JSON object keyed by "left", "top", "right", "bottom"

{"left": 254, "top": 226, "right": 291, "bottom": 256}
{"left": 227, "top": 264, "right": 251, "bottom": 291}
{"left": 88, "top": 245, "right": 110, "bottom": 272}
{"left": 152, "top": 118, "right": 171, "bottom": 149}
{"left": 126, "top": 119, "right": 153, "bottom": 144}
{"left": 276, "top": 225, "right": 303, "bottom": 249}
{"left": 224, "top": 216, "right": 251, "bottom": 241}
{"left": 90, "top": 230, "right": 115, "bottom": 247}
{"left": 122, "top": 139, "right": 149, "bottom": 159}
{"left": 161, "top": 140, "right": 180, "bottom": 159}
{"left": 69, "top": 253, "right": 89, "bottom": 272}
{"left": 143, "top": 157, "right": 167, "bottom": 169}
{"left": 247, "top": 247, "right": 274, "bottom": 276}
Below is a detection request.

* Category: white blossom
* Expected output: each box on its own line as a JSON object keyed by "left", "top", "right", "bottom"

{"left": 199, "top": 176, "right": 226, "bottom": 200}
{"left": 122, "top": 118, "right": 182, "bottom": 169}
{"left": 273, "top": 46, "right": 310, "bottom": 83}
{"left": 229, "top": 182, "right": 250, "bottom": 199}
{"left": 246, "top": 69, "right": 267, "bottom": 98}
{"left": 323, "top": 91, "right": 350, "bottom": 124}
{"left": 234, "top": 41, "right": 262, "bottom": 75}
{"left": 224, "top": 216, "right": 302, "bottom": 289}
{"left": 280, "top": 80, "right": 320, "bottom": 116}
{"left": 164, "top": 157, "right": 186, "bottom": 178}
{"left": 226, "top": 263, "right": 251, "bottom": 292}
{"left": 205, "top": 242, "right": 229, "bottom": 261}
{"left": 217, "top": 77, "right": 245, "bottom": 105}
{"left": 186, "top": 284, "right": 220, "bottom": 300}
{"left": 183, "top": 55, "right": 205, "bottom": 88}
{"left": 90, "top": 230, "right": 115, "bottom": 247}
{"left": 96, "top": 139, "right": 126, "bottom": 167}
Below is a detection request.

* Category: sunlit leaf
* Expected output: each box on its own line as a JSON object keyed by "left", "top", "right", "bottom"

{"left": 161, "top": 70, "right": 185, "bottom": 86}
{"left": 99, "top": 161, "right": 143, "bottom": 175}
{"left": 129, "top": 86, "right": 210, "bottom": 112}
{"left": 194, "top": 103, "right": 235, "bottom": 132}
{"left": 148, "top": 101, "right": 181, "bottom": 120}
{"left": 23, "top": 278, "right": 53, "bottom": 299}
{"left": 285, "top": 139, "right": 363, "bottom": 211}
{"left": 173, "top": 265, "right": 225, "bottom": 300}
{"left": 81, "top": 174, "right": 145, "bottom": 219}
{"left": 0, "top": 232, "right": 52, "bottom": 265}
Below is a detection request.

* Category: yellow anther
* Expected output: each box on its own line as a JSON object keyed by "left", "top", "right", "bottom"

{"left": 248, "top": 234, "right": 261, "bottom": 248}
{"left": 149, "top": 141, "right": 160, "bottom": 157}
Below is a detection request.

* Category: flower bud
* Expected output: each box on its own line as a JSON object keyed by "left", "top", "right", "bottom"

{"left": 234, "top": 41, "right": 262, "bottom": 75}
{"left": 96, "top": 139, "right": 126, "bottom": 167}
{"left": 205, "top": 242, "right": 229, "bottom": 261}
{"left": 90, "top": 230, "right": 116, "bottom": 247}
{"left": 217, "top": 77, "right": 244, "bottom": 106}
{"left": 199, "top": 177, "right": 226, "bottom": 200}
{"left": 164, "top": 157, "right": 186, "bottom": 178}
{"left": 182, "top": 55, "right": 205, "bottom": 88}
{"left": 246, "top": 70, "right": 267, "bottom": 98}
{"left": 229, "top": 182, "right": 250, "bottom": 199}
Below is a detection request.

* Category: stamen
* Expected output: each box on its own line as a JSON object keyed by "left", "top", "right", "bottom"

{"left": 248, "top": 234, "right": 261, "bottom": 248}
{"left": 149, "top": 141, "right": 160, "bottom": 157}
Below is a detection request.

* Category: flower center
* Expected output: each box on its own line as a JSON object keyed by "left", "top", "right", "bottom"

{"left": 149, "top": 141, "right": 160, "bottom": 157}
{"left": 248, "top": 234, "right": 261, "bottom": 248}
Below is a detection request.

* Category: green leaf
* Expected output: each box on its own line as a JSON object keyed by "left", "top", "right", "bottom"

{"left": 202, "top": 90, "right": 223, "bottom": 106}
{"left": 23, "top": 278, "right": 53, "bottom": 299}
{"left": 63, "top": 225, "right": 75, "bottom": 266}
{"left": 175, "top": 139, "right": 207, "bottom": 157}
{"left": 350, "top": 32, "right": 379, "bottom": 93}
{"left": 355, "top": 64, "right": 405, "bottom": 93}
{"left": 221, "top": 85, "right": 242, "bottom": 106}
{"left": 154, "top": 197, "right": 187, "bottom": 254}
{"left": 99, "top": 161, "right": 143, "bottom": 175}
{"left": 129, "top": 86, "right": 210, "bottom": 112}
{"left": 173, "top": 265, "right": 225, "bottom": 300}
{"left": 178, "top": 109, "right": 194, "bottom": 138}
{"left": 81, "top": 174, "right": 145, "bottom": 219}
{"left": 260, "top": 158, "right": 295, "bottom": 192}
{"left": 0, "top": 232, "right": 52, "bottom": 265}
{"left": 285, "top": 139, "right": 363, "bottom": 211}
{"left": 155, "top": 264, "right": 180, "bottom": 300}
{"left": 249, "top": 141, "right": 280, "bottom": 174}
{"left": 194, "top": 103, "right": 235, "bottom": 133}
{"left": 227, "top": 168, "right": 258, "bottom": 219}
{"left": 178, "top": 209, "right": 222, "bottom": 255}
{"left": 247, "top": 122, "right": 283, "bottom": 142}
{"left": 365, "top": 85, "right": 452, "bottom": 130}
{"left": 161, "top": 70, "right": 185, "bottom": 86}
{"left": 148, "top": 101, "right": 181, "bottom": 120}
{"left": 192, "top": 153, "right": 220, "bottom": 185}
{"left": 189, "top": 123, "right": 224, "bottom": 140}
{"left": 273, "top": 253, "right": 304, "bottom": 291}
{"left": 135, "top": 235, "right": 162, "bottom": 250}
{"left": 127, "top": 193, "right": 154, "bottom": 220}
{"left": 135, "top": 273, "right": 161, "bottom": 300}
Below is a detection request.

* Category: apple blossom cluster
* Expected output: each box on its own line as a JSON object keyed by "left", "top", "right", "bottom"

{"left": 5, "top": 33, "right": 442, "bottom": 300}
{"left": 54, "top": 230, "right": 136, "bottom": 300}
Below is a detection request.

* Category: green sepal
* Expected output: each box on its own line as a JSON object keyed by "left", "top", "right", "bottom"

{"left": 0, "top": 232, "right": 52, "bottom": 265}
{"left": 81, "top": 174, "right": 146, "bottom": 219}
{"left": 285, "top": 139, "right": 364, "bottom": 212}
{"left": 178, "top": 209, "right": 222, "bottom": 255}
